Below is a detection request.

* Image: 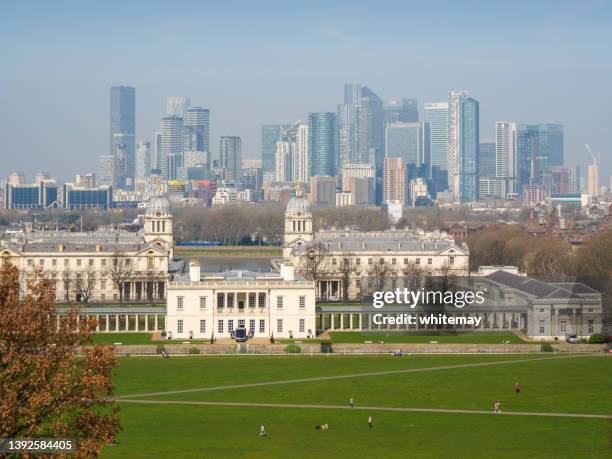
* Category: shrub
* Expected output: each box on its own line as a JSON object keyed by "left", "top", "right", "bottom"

{"left": 284, "top": 344, "right": 301, "bottom": 354}
{"left": 156, "top": 344, "right": 166, "bottom": 355}
{"left": 541, "top": 343, "right": 554, "bottom": 352}
{"left": 588, "top": 334, "right": 606, "bottom": 344}
{"left": 188, "top": 347, "right": 201, "bottom": 354}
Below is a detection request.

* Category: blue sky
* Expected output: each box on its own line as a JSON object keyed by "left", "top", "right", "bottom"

{"left": 1, "top": 0, "right": 611, "bottom": 182}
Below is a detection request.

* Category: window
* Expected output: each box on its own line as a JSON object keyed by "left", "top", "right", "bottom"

{"left": 299, "top": 296, "right": 306, "bottom": 309}
{"left": 368, "top": 258, "right": 372, "bottom": 265}
{"left": 199, "top": 296, "right": 207, "bottom": 310}
{"left": 238, "top": 319, "right": 245, "bottom": 329}
{"left": 227, "top": 294, "right": 234, "bottom": 308}
{"left": 258, "top": 293, "right": 266, "bottom": 308}
{"left": 64, "top": 259, "right": 69, "bottom": 267}
{"left": 89, "top": 259, "right": 94, "bottom": 266}
{"left": 248, "top": 293, "right": 256, "bottom": 308}
{"left": 228, "top": 320, "right": 234, "bottom": 334}
{"left": 539, "top": 320, "right": 545, "bottom": 334}
{"left": 416, "top": 258, "right": 420, "bottom": 265}
{"left": 27, "top": 259, "right": 33, "bottom": 267}
{"left": 588, "top": 320, "right": 594, "bottom": 334}
{"left": 277, "top": 296, "right": 284, "bottom": 309}
{"left": 218, "top": 320, "right": 224, "bottom": 334}
{"left": 259, "top": 319, "right": 265, "bottom": 333}
{"left": 217, "top": 293, "right": 225, "bottom": 308}
{"left": 101, "top": 280, "right": 106, "bottom": 290}
{"left": 39, "top": 259, "right": 44, "bottom": 266}
{"left": 356, "top": 258, "right": 361, "bottom": 265}
{"left": 177, "top": 320, "right": 183, "bottom": 334}
{"left": 177, "top": 297, "right": 184, "bottom": 311}
{"left": 299, "top": 319, "right": 305, "bottom": 333}
{"left": 332, "top": 258, "right": 337, "bottom": 265}
{"left": 101, "top": 259, "right": 106, "bottom": 267}
{"left": 540, "top": 309, "right": 545, "bottom": 313}
{"left": 101, "top": 294, "right": 106, "bottom": 301}
{"left": 449, "top": 256, "right": 455, "bottom": 265}
{"left": 277, "top": 319, "right": 283, "bottom": 333}
{"left": 427, "top": 258, "right": 432, "bottom": 265}
{"left": 249, "top": 319, "right": 255, "bottom": 335}
{"left": 77, "top": 259, "right": 82, "bottom": 267}
{"left": 404, "top": 258, "right": 408, "bottom": 265}
{"left": 200, "top": 320, "right": 206, "bottom": 334}
{"left": 125, "top": 259, "right": 131, "bottom": 266}
{"left": 52, "top": 259, "right": 57, "bottom": 266}
{"left": 392, "top": 258, "right": 396, "bottom": 265}
{"left": 588, "top": 308, "right": 594, "bottom": 313}
{"left": 560, "top": 320, "right": 567, "bottom": 334}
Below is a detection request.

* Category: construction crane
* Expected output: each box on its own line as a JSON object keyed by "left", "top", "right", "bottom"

{"left": 585, "top": 144, "right": 600, "bottom": 166}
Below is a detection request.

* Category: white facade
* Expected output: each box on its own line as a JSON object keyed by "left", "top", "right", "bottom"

{"left": 166, "top": 262, "right": 316, "bottom": 339}
{"left": 495, "top": 121, "right": 517, "bottom": 179}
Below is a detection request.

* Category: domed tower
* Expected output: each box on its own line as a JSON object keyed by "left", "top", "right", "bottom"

{"left": 144, "top": 196, "right": 174, "bottom": 258}
{"left": 283, "top": 185, "right": 313, "bottom": 259}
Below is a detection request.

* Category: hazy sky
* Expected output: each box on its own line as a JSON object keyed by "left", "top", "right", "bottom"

{"left": 1, "top": 0, "right": 611, "bottom": 182}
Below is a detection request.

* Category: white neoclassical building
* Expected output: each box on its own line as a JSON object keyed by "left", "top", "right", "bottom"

{"left": 0, "top": 196, "right": 174, "bottom": 302}
{"left": 166, "top": 261, "right": 316, "bottom": 340}
{"left": 282, "top": 188, "right": 470, "bottom": 300}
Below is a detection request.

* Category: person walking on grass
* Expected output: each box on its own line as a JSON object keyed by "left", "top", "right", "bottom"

{"left": 349, "top": 397, "right": 355, "bottom": 408}
{"left": 515, "top": 382, "right": 521, "bottom": 394}
{"left": 259, "top": 425, "right": 267, "bottom": 437}
{"left": 494, "top": 400, "right": 502, "bottom": 414}
{"left": 368, "top": 416, "right": 374, "bottom": 428}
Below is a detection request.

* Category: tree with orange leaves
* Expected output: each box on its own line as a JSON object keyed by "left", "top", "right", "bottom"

{"left": 0, "top": 264, "right": 120, "bottom": 458}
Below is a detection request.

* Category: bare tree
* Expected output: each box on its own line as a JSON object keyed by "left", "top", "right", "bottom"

{"left": 402, "top": 262, "right": 425, "bottom": 291}
{"left": 62, "top": 266, "right": 73, "bottom": 303}
{"left": 74, "top": 265, "right": 96, "bottom": 303}
{"left": 338, "top": 254, "right": 356, "bottom": 303}
{"left": 106, "top": 252, "right": 134, "bottom": 303}
{"left": 302, "top": 241, "right": 331, "bottom": 282}
{"left": 369, "top": 258, "right": 390, "bottom": 293}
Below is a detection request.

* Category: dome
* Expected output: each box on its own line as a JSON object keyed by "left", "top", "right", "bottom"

{"left": 146, "top": 196, "right": 170, "bottom": 215}
{"left": 286, "top": 196, "right": 311, "bottom": 215}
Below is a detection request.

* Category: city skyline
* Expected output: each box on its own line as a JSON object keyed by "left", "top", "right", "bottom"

{"left": 1, "top": 1, "right": 611, "bottom": 181}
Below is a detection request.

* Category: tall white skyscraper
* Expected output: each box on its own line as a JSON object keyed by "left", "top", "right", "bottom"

{"left": 448, "top": 91, "right": 469, "bottom": 201}
{"left": 166, "top": 96, "right": 191, "bottom": 118}
{"left": 135, "top": 140, "right": 151, "bottom": 181}
{"left": 495, "top": 122, "right": 517, "bottom": 179}
{"left": 423, "top": 102, "right": 449, "bottom": 171}
{"left": 275, "top": 140, "right": 295, "bottom": 182}
{"left": 295, "top": 123, "right": 310, "bottom": 183}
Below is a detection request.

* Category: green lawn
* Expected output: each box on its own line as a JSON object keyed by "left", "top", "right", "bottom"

{"left": 92, "top": 333, "right": 211, "bottom": 345}
{"left": 102, "top": 354, "right": 612, "bottom": 458}
{"left": 329, "top": 331, "right": 525, "bottom": 344}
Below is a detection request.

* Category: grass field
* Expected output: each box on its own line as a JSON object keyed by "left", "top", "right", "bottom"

{"left": 91, "top": 333, "right": 210, "bottom": 345}
{"left": 102, "top": 354, "right": 612, "bottom": 458}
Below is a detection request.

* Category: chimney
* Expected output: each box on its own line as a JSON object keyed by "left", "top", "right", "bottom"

{"left": 58, "top": 244, "right": 64, "bottom": 252}
{"left": 280, "top": 262, "right": 295, "bottom": 281}
{"left": 189, "top": 260, "right": 201, "bottom": 282}
{"left": 96, "top": 244, "right": 102, "bottom": 252}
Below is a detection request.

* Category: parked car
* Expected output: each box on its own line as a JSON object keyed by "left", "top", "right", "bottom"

{"left": 565, "top": 334, "right": 578, "bottom": 344}
{"left": 234, "top": 326, "right": 248, "bottom": 342}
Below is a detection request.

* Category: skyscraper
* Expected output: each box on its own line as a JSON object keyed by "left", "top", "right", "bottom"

{"left": 478, "top": 142, "right": 496, "bottom": 178}
{"left": 166, "top": 96, "right": 191, "bottom": 118}
{"left": 184, "top": 107, "right": 210, "bottom": 153}
{"left": 110, "top": 86, "right": 135, "bottom": 183}
{"left": 262, "top": 125, "right": 290, "bottom": 177}
{"left": 423, "top": 102, "right": 449, "bottom": 173}
{"left": 308, "top": 113, "right": 337, "bottom": 177}
{"left": 383, "top": 157, "right": 407, "bottom": 205}
{"left": 295, "top": 124, "right": 310, "bottom": 183}
{"left": 495, "top": 122, "right": 517, "bottom": 179}
{"left": 219, "top": 136, "right": 242, "bottom": 181}
{"left": 337, "top": 84, "right": 384, "bottom": 169}
{"left": 517, "top": 124, "right": 564, "bottom": 189}
{"left": 98, "top": 156, "right": 114, "bottom": 186}
{"left": 383, "top": 99, "right": 419, "bottom": 124}
{"left": 448, "top": 91, "right": 479, "bottom": 203}
{"left": 160, "top": 115, "right": 184, "bottom": 180}
{"left": 384, "top": 122, "right": 422, "bottom": 164}
{"left": 135, "top": 140, "right": 151, "bottom": 181}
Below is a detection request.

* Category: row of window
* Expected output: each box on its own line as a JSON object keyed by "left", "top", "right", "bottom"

{"left": 539, "top": 319, "right": 594, "bottom": 334}
{"left": 176, "top": 318, "right": 308, "bottom": 335}
{"left": 177, "top": 295, "right": 307, "bottom": 310}
{"left": 25, "top": 257, "right": 159, "bottom": 270}
{"left": 331, "top": 257, "right": 453, "bottom": 266}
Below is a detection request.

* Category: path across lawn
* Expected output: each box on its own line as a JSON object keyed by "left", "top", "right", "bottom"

{"left": 117, "top": 353, "right": 604, "bottom": 399}
{"left": 115, "top": 398, "right": 611, "bottom": 419}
